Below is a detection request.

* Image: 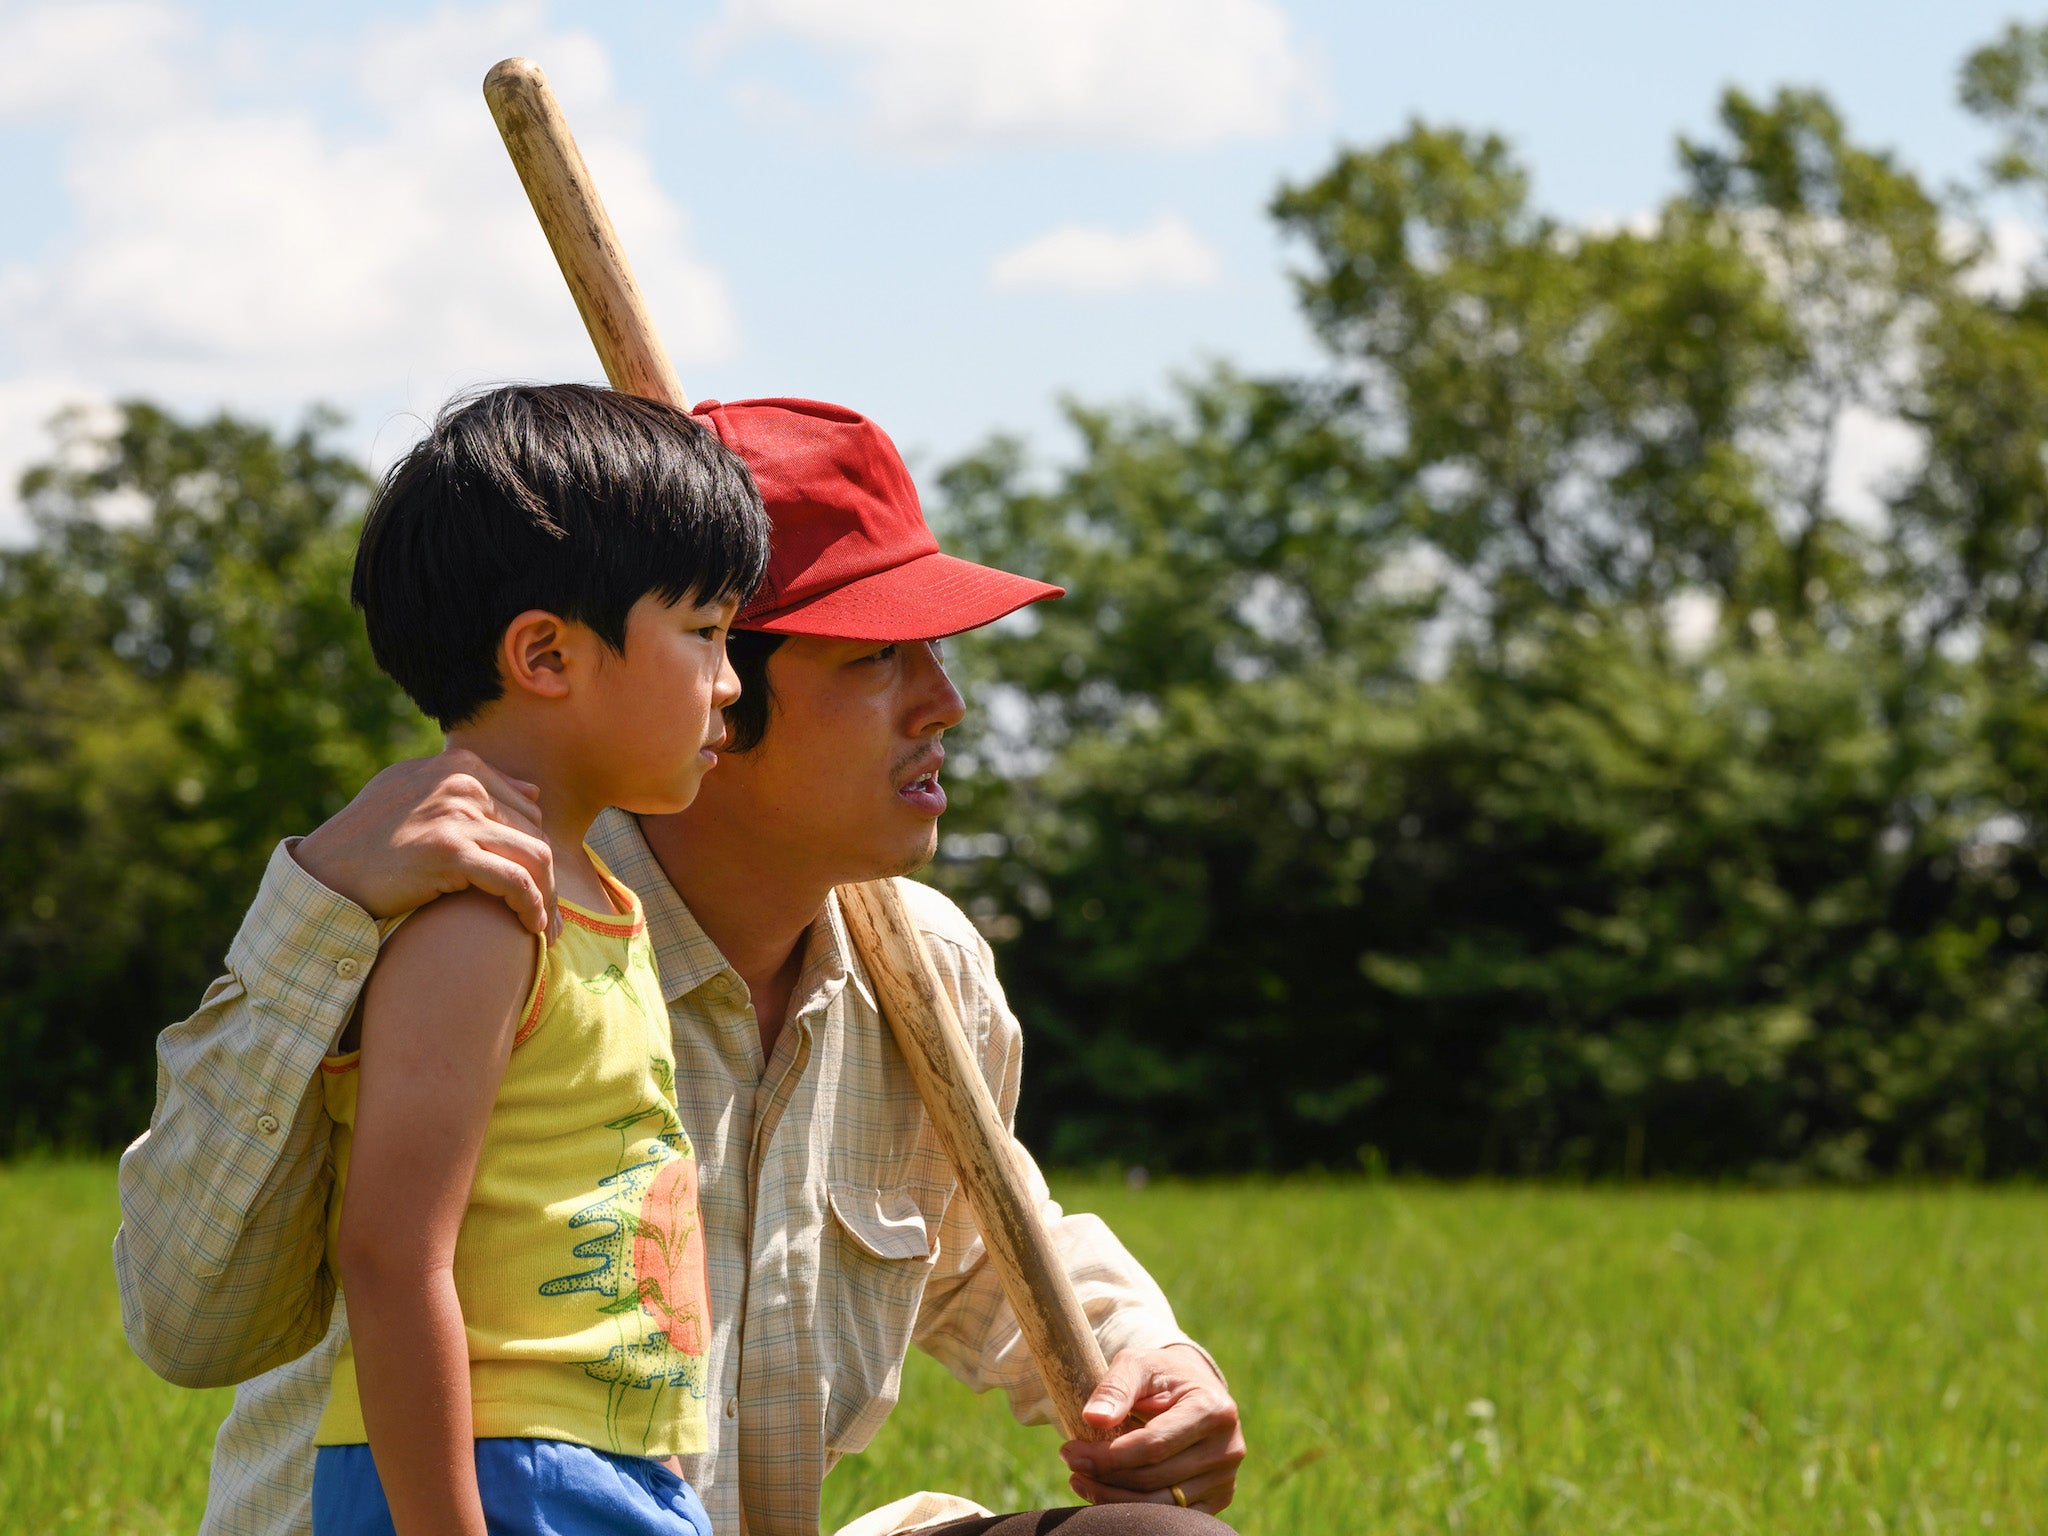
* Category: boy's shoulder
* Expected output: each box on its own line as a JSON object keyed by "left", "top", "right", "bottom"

{"left": 390, "top": 884, "right": 536, "bottom": 937}
{"left": 342, "top": 890, "right": 540, "bottom": 1051}
{"left": 375, "top": 887, "right": 539, "bottom": 987}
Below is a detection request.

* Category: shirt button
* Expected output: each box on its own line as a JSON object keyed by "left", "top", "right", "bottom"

{"left": 335, "top": 956, "right": 361, "bottom": 980}
{"left": 257, "top": 1113, "right": 281, "bottom": 1136}
{"left": 724, "top": 1397, "right": 738, "bottom": 1419}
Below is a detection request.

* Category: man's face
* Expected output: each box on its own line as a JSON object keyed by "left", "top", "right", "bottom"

{"left": 686, "top": 635, "right": 965, "bottom": 887}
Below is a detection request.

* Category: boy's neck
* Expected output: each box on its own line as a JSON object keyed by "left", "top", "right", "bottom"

{"left": 444, "top": 719, "right": 612, "bottom": 910}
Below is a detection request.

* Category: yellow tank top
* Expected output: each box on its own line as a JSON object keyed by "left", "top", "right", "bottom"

{"left": 314, "top": 853, "right": 711, "bottom": 1459}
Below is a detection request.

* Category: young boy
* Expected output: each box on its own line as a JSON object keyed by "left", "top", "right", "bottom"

{"left": 310, "top": 383, "right": 769, "bottom": 1536}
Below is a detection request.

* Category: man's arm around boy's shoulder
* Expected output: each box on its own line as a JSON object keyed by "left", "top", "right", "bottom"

{"left": 114, "top": 836, "right": 377, "bottom": 1386}
{"left": 114, "top": 751, "right": 556, "bottom": 1387}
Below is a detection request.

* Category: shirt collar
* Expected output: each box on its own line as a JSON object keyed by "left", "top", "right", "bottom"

{"left": 820, "top": 887, "right": 878, "bottom": 1016}
{"left": 588, "top": 808, "right": 732, "bottom": 1004}
{"left": 589, "top": 809, "right": 878, "bottom": 1017}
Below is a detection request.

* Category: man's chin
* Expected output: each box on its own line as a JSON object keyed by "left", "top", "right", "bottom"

{"left": 875, "top": 847, "right": 935, "bottom": 880}
{"left": 861, "top": 824, "right": 940, "bottom": 883}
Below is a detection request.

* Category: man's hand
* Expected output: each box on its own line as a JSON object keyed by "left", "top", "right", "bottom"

{"left": 1059, "top": 1344, "right": 1245, "bottom": 1515}
{"left": 293, "top": 749, "right": 559, "bottom": 939}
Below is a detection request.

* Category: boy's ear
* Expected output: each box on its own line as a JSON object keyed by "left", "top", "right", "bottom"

{"left": 499, "top": 610, "right": 574, "bottom": 699}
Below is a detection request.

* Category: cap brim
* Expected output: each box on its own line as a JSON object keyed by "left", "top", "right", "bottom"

{"left": 738, "top": 551, "right": 1063, "bottom": 641}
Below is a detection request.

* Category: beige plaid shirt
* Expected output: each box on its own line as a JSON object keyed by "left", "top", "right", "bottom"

{"left": 114, "top": 810, "right": 1202, "bottom": 1536}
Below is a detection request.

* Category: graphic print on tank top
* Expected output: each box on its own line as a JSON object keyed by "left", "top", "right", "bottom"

{"left": 538, "top": 1058, "right": 712, "bottom": 1454}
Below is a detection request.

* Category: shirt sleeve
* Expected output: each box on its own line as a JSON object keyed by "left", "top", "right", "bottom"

{"left": 113, "top": 838, "right": 380, "bottom": 1389}
{"left": 908, "top": 921, "right": 1218, "bottom": 1426}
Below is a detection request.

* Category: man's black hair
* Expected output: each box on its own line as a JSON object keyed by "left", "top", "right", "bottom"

{"left": 353, "top": 383, "right": 770, "bottom": 729}
{"left": 722, "top": 629, "right": 789, "bottom": 751}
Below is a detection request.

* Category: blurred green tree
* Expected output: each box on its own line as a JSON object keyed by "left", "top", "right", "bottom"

{"left": 0, "top": 404, "right": 434, "bottom": 1148}
{"left": 14, "top": 31, "right": 2048, "bottom": 1178}
{"left": 928, "top": 67, "right": 2048, "bottom": 1176}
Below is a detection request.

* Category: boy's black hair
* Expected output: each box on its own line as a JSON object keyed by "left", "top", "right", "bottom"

{"left": 353, "top": 383, "right": 770, "bottom": 729}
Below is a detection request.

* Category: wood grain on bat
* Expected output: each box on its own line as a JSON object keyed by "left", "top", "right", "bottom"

{"left": 483, "top": 58, "right": 689, "bottom": 408}
{"left": 483, "top": 55, "right": 1110, "bottom": 1447}
{"left": 837, "top": 878, "right": 1110, "bottom": 1442}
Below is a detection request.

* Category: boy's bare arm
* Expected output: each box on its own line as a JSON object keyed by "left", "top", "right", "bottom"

{"left": 337, "top": 890, "right": 535, "bottom": 1536}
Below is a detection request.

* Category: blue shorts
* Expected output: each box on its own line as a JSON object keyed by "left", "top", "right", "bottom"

{"left": 312, "top": 1438, "right": 712, "bottom": 1536}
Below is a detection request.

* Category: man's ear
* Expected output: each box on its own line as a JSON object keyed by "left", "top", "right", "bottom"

{"left": 499, "top": 610, "right": 574, "bottom": 699}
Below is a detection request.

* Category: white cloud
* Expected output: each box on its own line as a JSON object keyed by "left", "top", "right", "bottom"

{"left": 0, "top": 375, "right": 98, "bottom": 527}
{"left": 708, "top": 0, "right": 1315, "bottom": 153}
{"left": 1956, "top": 216, "right": 2046, "bottom": 302}
{"left": 0, "top": 0, "right": 735, "bottom": 540}
{"left": 991, "top": 215, "right": 1219, "bottom": 296}
{"left": 0, "top": 0, "right": 189, "bottom": 122}
{"left": 1825, "top": 403, "right": 1925, "bottom": 532}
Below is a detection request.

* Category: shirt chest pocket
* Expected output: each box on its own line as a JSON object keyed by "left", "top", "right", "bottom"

{"left": 824, "top": 1183, "right": 935, "bottom": 1455}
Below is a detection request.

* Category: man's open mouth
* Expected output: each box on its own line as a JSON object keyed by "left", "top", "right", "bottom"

{"left": 896, "top": 749, "right": 947, "bottom": 812}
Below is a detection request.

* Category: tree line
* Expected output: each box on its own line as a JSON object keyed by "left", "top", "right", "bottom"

{"left": 10, "top": 26, "right": 2048, "bottom": 1174}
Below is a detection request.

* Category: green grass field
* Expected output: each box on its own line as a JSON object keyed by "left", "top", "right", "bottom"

{"left": 5, "top": 1161, "right": 2045, "bottom": 1534}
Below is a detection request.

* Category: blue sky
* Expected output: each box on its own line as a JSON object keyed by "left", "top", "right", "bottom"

{"left": 0, "top": 0, "right": 2036, "bottom": 540}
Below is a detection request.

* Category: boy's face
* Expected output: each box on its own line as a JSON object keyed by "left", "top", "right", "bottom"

{"left": 581, "top": 590, "right": 742, "bottom": 816}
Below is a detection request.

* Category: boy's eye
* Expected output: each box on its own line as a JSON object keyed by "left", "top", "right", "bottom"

{"left": 868, "top": 644, "right": 898, "bottom": 663}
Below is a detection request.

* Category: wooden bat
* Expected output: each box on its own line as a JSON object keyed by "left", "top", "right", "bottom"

{"left": 482, "top": 56, "right": 1112, "bottom": 1444}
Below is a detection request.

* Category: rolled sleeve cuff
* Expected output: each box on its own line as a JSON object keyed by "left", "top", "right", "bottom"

{"left": 113, "top": 840, "right": 377, "bottom": 1373}
{"left": 226, "top": 838, "right": 382, "bottom": 1043}
{"left": 1094, "top": 1312, "right": 1226, "bottom": 1390}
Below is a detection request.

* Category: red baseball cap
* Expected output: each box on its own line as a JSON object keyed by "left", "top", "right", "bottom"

{"left": 690, "top": 396, "right": 1063, "bottom": 641}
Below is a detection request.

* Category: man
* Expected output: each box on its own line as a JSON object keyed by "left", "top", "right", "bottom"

{"left": 115, "top": 396, "right": 1246, "bottom": 1536}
